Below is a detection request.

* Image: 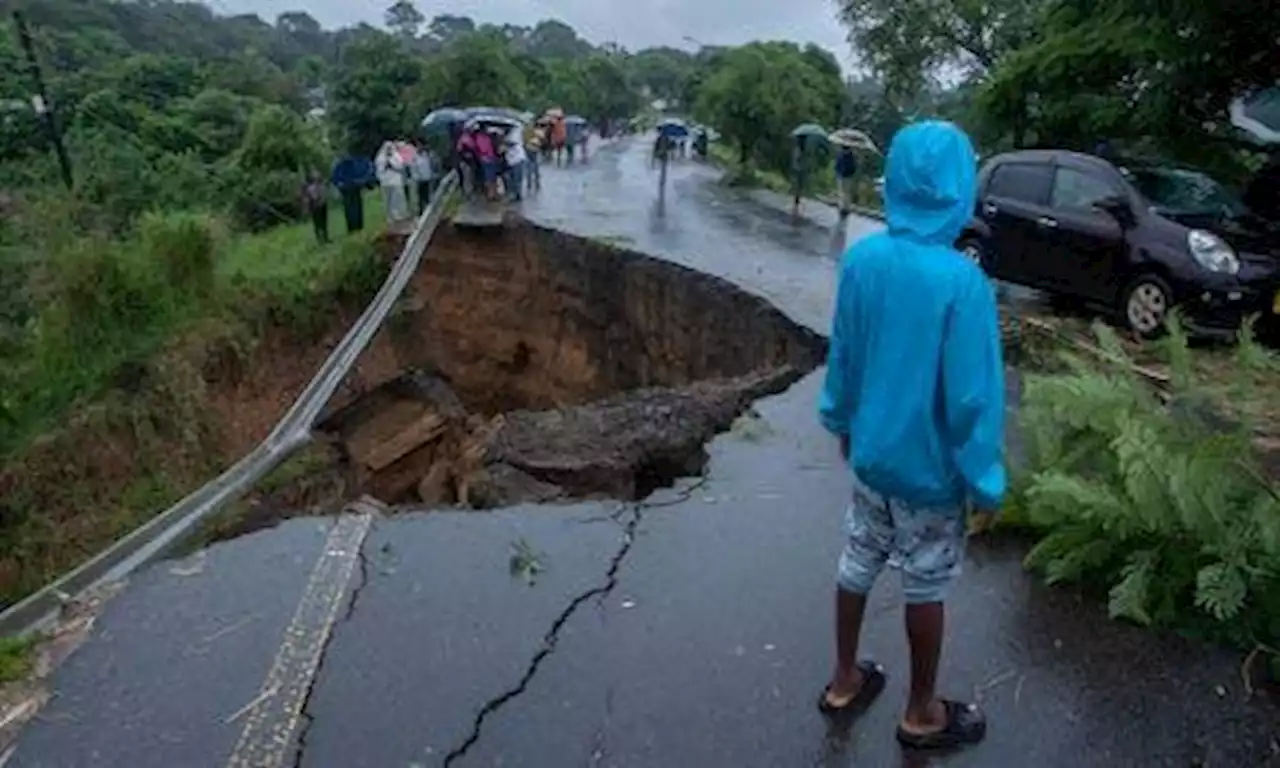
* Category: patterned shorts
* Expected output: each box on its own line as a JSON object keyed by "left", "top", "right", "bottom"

{"left": 836, "top": 477, "right": 967, "bottom": 604}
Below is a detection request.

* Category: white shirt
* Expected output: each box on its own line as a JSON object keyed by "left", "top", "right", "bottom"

{"left": 376, "top": 147, "right": 405, "bottom": 187}
{"left": 505, "top": 142, "right": 527, "bottom": 166}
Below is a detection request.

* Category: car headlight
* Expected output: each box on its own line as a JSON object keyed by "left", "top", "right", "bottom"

{"left": 1187, "top": 229, "right": 1239, "bottom": 275}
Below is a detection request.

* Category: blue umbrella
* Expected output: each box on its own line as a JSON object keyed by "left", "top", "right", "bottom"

{"left": 422, "top": 107, "right": 467, "bottom": 132}
{"left": 658, "top": 118, "right": 689, "bottom": 139}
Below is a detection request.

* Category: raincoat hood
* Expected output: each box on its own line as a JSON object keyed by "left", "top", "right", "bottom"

{"left": 883, "top": 121, "right": 977, "bottom": 245}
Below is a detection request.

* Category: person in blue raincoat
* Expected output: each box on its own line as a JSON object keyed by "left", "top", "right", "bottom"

{"left": 816, "top": 121, "right": 1004, "bottom": 752}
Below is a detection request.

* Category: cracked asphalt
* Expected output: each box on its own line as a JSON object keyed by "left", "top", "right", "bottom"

{"left": 8, "top": 138, "right": 1278, "bottom": 768}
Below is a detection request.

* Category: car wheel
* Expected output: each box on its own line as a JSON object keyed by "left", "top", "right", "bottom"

{"left": 957, "top": 238, "right": 989, "bottom": 273}
{"left": 1121, "top": 275, "right": 1172, "bottom": 336}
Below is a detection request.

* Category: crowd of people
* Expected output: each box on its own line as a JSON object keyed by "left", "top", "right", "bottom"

{"left": 296, "top": 108, "right": 611, "bottom": 245}
{"left": 303, "top": 140, "right": 440, "bottom": 245}
{"left": 451, "top": 111, "right": 591, "bottom": 203}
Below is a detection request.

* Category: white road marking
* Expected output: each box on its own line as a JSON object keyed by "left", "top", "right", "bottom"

{"left": 225, "top": 511, "right": 373, "bottom": 768}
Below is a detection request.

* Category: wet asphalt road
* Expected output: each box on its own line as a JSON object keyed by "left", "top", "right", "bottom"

{"left": 9, "top": 137, "right": 1277, "bottom": 768}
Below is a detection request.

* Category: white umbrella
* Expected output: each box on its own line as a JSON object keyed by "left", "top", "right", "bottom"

{"left": 829, "top": 128, "right": 880, "bottom": 154}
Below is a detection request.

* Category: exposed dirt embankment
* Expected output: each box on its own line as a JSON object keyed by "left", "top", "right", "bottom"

{"left": 364, "top": 223, "right": 826, "bottom": 414}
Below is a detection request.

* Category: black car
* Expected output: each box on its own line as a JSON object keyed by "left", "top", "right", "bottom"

{"left": 959, "top": 150, "right": 1280, "bottom": 336}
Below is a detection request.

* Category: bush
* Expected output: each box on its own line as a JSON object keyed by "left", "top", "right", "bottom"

{"left": 138, "top": 211, "right": 221, "bottom": 304}
{"left": 6, "top": 212, "right": 224, "bottom": 454}
{"left": 1009, "top": 318, "right": 1280, "bottom": 648}
{"left": 228, "top": 169, "right": 306, "bottom": 232}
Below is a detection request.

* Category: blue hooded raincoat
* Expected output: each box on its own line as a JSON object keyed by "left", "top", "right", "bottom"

{"left": 818, "top": 121, "right": 1006, "bottom": 512}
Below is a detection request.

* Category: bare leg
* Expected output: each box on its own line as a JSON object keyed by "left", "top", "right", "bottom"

{"left": 825, "top": 588, "right": 867, "bottom": 705}
{"left": 901, "top": 602, "right": 948, "bottom": 733}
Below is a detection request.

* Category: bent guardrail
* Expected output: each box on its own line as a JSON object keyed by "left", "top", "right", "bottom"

{"left": 0, "top": 172, "right": 461, "bottom": 637}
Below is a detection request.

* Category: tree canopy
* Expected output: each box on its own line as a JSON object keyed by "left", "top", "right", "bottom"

{"left": 0, "top": 1, "right": 709, "bottom": 228}
{"left": 836, "top": 0, "right": 1278, "bottom": 176}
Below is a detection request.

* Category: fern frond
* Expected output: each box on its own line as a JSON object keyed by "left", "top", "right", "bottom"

{"left": 1024, "top": 525, "right": 1098, "bottom": 578}
{"left": 1108, "top": 549, "right": 1159, "bottom": 625}
{"left": 1195, "top": 563, "right": 1248, "bottom": 621}
{"left": 1025, "top": 470, "right": 1131, "bottom": 529}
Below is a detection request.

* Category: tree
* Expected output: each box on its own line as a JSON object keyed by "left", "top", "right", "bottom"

{"left": 628, "top": 47, "right": 696, "bottom": 103}
{"left": 425, "top": 14, "right": 476, "bottom": 47}
{"left": 527, "top": 20, "right": 590, "bottom": 59}
{"left": 692, "top": 42, "right": 844, "bottom": 174}
{"left": 171, "top": 89, "right": 256, "bottom": 161}
{"left": 414, "top": 32, "right": 528, "bottom": 112}
{"left": 576, "top": 55, "right": 640, "bottom": 125}
{"left": 385, "top": 1, "right": 425, "bottom": 39}
{"left": 110, "top": 54, "right": 204, "bottom": 110}
{"left": 237, "top": 105, "right": 322, "bottom": 173}
{"left": 329, "top": 32, "right": 423, "bottom": 155}
{"left": 975, "top": 0, "right": 1280, "bottom": 170}
{"left": 836, "top": 0, "right": 1047, "bottom": 99}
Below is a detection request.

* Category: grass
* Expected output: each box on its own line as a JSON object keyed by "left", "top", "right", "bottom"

{"left": 218, "top": 191, "right": 390, "bottom": 337}
{"left": 1, "top": 191, "right": 391, "bottom": 461}
{"left": 0, "top": 190, "right": 399, "bottom": 608}
{"left": 0, "top": 635, "right": 36, "bottom": 683}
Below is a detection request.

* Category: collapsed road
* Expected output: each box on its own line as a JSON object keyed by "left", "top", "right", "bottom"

{"left": 5, "top": 138, "right": 1277, "bottom": 768}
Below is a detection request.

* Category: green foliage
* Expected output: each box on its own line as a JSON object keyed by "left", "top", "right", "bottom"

{"left": 329, "top": 34, "right": 424, "bottom": 156}
{"left": 237, "top": 105, "right": 324, "bottom": 175}
{"left": 1013, "top": 320, "right": 1280, "bottom": 645}
{"left": 691, "top": 42, "right": 846, "bottom": 180}
{"left": 992, "top": 0, "right": 1278, "bottom": 165}
{"left": 227, "top": 169, "right": 308, "bottom": 233}
{"left": 836, "top": 0, "right": 1047, "bottom": 100}
{"left": 414, "top": 32, "right": 529, "bottom": 113}
{"left": 385, "top": 1, "right": 426, "bottom": 39}
{"left": 0, "top": 635, "right": 36, "bottom": 683}
{"left": 217, "top": 195, "right": 388, "bottom": 335}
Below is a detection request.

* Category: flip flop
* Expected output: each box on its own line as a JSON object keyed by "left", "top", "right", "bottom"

{"left": 817, "top": 660, "right": 886, "bottom": 718}
{"left": 896, "top": 700, "right": 987, "bottom": 750}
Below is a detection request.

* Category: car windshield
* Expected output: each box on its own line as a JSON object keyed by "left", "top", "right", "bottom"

{"left": 1120, "top": 166, "right": 1250, "bottom": 217}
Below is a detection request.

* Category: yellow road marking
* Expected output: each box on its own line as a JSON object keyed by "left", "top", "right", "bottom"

{"left": 225, "top": 511, "right": 373, "bottom": 768}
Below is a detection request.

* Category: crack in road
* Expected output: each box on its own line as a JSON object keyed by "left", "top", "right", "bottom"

{"left": 291, "top": 528, "right": 373, "bottom": 768}
{"left": 441, "top": 505, "right": 643, "bottom": 766}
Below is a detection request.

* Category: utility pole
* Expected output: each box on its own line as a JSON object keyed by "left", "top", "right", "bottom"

{"left": 14, "top": 11, "right": 73, "bottom": 190}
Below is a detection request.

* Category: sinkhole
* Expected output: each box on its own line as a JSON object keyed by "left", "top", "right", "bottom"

{"left": 312, "top": 220, "right": 828, "bottom": 510}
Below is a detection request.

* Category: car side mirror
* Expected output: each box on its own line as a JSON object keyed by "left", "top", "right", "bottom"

{"left": 1094, "top": 195, "right": 1133, "bottom": 225}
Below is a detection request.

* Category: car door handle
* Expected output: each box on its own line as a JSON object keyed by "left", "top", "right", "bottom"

{"left": 982, "top": 203, "right": 997, "bottom": 216}
{"left": 1036, "top": 216, "right": 1058, "bottom": 228}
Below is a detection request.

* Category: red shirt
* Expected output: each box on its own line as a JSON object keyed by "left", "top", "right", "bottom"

{"left": 473, "top": 131, "right": 496, "bottom": 160}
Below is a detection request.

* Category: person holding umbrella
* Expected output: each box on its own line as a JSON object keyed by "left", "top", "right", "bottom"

{"left": 835, "top": 145, "right": 859, "bottom": 216}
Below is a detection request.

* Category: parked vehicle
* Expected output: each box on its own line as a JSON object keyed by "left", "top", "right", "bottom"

{"left": 959, "top": 150, "right": 1280, "bottom": 336}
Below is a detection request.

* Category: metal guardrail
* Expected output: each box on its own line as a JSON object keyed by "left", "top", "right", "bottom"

{"left": 0, "top": 172, "right": 460, "bottom": 637}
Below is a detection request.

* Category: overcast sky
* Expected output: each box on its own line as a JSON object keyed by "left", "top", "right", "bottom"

{"left": 213, "top": 0, "right": 856, "bottom": 69}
